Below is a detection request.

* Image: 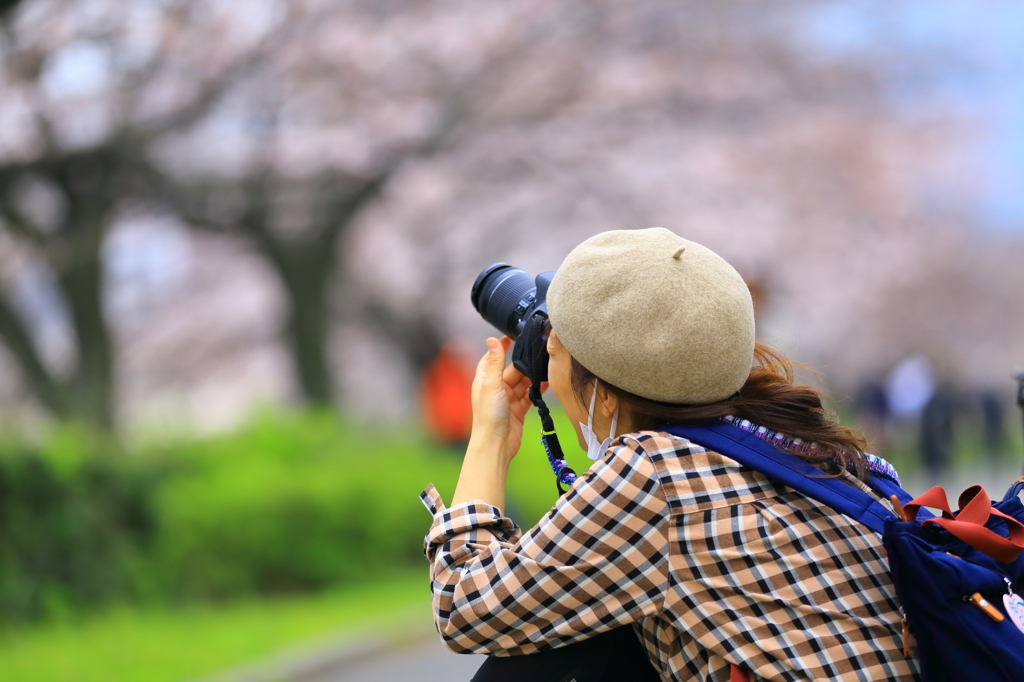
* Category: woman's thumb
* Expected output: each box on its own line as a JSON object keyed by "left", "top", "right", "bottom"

{"left": 484, "top": 338, "right": 505, "bottom": 378}
{"left": 474, "top": 338, "right": 507, "bottom": 396}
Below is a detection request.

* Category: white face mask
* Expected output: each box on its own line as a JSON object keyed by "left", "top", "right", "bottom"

{"left": 580, "top": 379, "right": 619, "bottom": 461}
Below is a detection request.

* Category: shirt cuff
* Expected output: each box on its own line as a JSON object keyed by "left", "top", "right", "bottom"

{"left": 420, "top": 484, "right": 520, "bottom": 559}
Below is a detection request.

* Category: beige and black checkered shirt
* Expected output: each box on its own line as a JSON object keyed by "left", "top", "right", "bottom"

{"left": 421, "top": 430, "right": 919, "bottom": 681}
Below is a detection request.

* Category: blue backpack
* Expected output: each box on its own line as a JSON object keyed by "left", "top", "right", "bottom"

{"left": 662, "top": 421, "right": 1024, "bottom": 682}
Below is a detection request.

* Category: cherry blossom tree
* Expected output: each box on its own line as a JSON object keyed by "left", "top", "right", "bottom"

{"left": 0, "top": 0, "right": 293, "bottom": 426}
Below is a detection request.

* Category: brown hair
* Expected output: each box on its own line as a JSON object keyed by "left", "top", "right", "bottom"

{"left": 569, "top": 342, "right": 870, "bottom": 481}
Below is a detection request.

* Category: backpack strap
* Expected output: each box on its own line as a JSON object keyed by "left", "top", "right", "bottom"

{"left": 1005, "top": 475, "right": 1024, "bottom": 503}
{"left": 659, "top": 421, "right": 915, "bottom": 533}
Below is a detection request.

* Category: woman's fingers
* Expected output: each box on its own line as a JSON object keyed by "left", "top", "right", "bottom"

{"left": 507, "top": 388, "right": 532, "bottom": 423}
{"left": 483, "top": 338, "right": 507, "bottom": 385}
{"left": 473, "top": 338, "right": 509, "bottom": 413}
{"left": 503, "top": 361, "right": 528, "bottom": 387}
{"left": 476, "top": 336, "right": 535, "bottom": 426}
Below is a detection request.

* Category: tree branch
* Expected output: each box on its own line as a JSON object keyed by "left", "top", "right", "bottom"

{"left": 0, "top": 172, "right": 48, "bottom": 248}
{"left": 0, "top": 0, "right": 23, "bottom": 22}
{"left": 308, "top": 86, "right": 470, "bottom": 253}
{"left": 156, "top": 165, "right": 292, "bottom": 276}
{"left": 131, "top": 1, "right": 309, "bottom": 142}
{"left": 237, "top": 170, "right": 293, "bottom": 272}
{"left": 0, "top": 284, "right": 67, "bottom": 418}
{"left": 0, "top": 200, "right": 47, "bottom": 248}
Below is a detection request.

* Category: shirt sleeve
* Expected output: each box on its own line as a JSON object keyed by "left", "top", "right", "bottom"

{"left": 420, "top": 434, "right": 671, "bottom": 656}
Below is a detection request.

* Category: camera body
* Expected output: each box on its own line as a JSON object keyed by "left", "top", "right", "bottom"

{"left": 471, "top": 263, "right": 555, "bottom": 387}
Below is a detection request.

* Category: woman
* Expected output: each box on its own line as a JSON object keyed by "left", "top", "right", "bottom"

{"left": 421, "top": 228, "right": 917, "bottom": 681}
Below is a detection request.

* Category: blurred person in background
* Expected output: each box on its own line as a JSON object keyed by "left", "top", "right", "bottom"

{"left": 421, "top": 229, "right": 916, "bottom": 682}
{"left": 980, "top": 389, "right": 1006, "bottom": 465}
{"left": 920, "top": 385, "right": 956, "bottom": 482}
{"left": 856, "top": 378, "right": 890, "bottom": 454}
{"left": 884, "top": 354, "right": 936, "bottom": 456}
{"left": 421, "top": 341, "right": 475, "bottom": 449}
{"left": 885, "top": 355, "right": 935, "bottom": 424}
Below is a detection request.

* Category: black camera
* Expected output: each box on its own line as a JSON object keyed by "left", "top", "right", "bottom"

{"left": 472, "top": 263, "right": 576, "bottom": 494}
{"left": 471, "top": 263, "right": 555, "bottom": 388}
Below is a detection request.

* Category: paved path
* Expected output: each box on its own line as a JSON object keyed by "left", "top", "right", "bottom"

{"left": 196, "top": 621, "right": 484, "bottom": 682}
{"left": 315, "top": 636, "right": 484, "bottom": 682}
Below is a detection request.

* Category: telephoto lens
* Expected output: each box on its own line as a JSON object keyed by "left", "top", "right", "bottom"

{"left": 471, "top": 264, "right": 538, "bottom": 339}
{"left": 470, "top": 263, "right": 555, "bottom": 384}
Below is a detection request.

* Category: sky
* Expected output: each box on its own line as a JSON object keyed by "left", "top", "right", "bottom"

{"left": 805, "top": 0, "right": 1024, "bottom": 231}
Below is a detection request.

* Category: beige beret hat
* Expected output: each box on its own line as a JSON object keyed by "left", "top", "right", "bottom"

{"left": 547, "top": 227, "right": 755, "bottom": 404}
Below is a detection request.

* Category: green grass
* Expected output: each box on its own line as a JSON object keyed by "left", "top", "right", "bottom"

{"left": 0, "top": 570, "right": 431, "bottom": 682}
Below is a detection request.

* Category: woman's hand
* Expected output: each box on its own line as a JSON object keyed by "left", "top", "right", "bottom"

{"left": 470, "top": 336, "right": 535, "bottom": 464}
{"left": 451, "top": 336, "right": 541, "bottom": 512}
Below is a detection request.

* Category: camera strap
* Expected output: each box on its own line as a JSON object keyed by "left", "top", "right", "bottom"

{"left": 529, "top": 384, "right": 577, "bottom": 495}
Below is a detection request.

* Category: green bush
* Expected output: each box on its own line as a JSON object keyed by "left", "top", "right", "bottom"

{"left": 0, "top": 407, "right": 584, "bottom": 624}
{"left": 148, "top": 411, "right": 464, "bottom": 600}
{"left": 0, "top": 426, "right": 161, "bottom": 622}
{"left": 148, "top": 408, "right": 584, "bottom": 601}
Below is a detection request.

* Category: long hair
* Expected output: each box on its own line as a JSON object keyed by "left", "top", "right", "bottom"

{"left": 568, "top": 342, "right": 870, "bottom": 481}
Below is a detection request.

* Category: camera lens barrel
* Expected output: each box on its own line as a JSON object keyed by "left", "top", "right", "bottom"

{"left": 471, "top": 264, "right": 538, "bottom": 339}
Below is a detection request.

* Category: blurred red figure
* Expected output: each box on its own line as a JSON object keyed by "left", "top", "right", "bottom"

{"left": 421, "top": 342, "right": 475, "bottom": 447}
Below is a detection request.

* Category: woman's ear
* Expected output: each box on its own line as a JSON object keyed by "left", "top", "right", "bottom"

{"left": 597, "top": 382, "right": 619, "bottom": 419}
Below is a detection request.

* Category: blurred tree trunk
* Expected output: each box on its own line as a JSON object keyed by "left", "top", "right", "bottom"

{"left": 57, "top": 233, "right": 113, "bottom": 428}
{"left": 0, "top": 286, "right": 68, "bottom": 419}
{"left": 0, "top": 225, "right": 113, "bottom": 428}
{"left": 0, "top": 148, "right": 126, "bottom": 430}
{"left": 263, "top": 237, "right": 336, "bottom": 406}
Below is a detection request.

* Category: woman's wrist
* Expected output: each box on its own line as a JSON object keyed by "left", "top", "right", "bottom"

{"left": 451, "top": 431, "right": 512, "bottom": 512}
{"left": 466, "top": 428, "right": 513, "bottom": 468}
{"left": 469, "top": 417, "right": 507, "bottom": 447}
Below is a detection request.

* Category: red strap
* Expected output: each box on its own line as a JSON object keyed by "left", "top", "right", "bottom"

{"left": 901, "top": 486, "right": 955, "bottom": 521}
{"left": 908, "top": 485, "right": 1024, "bottom": 563}
{"left": 730, "top": 664, "right": 750, "bottom": 682}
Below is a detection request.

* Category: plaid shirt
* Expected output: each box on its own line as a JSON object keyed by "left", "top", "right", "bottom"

{"left": 421, "top": 431, "right": 919, "bottom": 682}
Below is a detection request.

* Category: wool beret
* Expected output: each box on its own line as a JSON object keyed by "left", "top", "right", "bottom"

{"left": 546, "top": 227, "right": 755, "bottom": 404}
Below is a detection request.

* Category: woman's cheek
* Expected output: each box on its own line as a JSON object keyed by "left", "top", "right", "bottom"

{"left": 547, "top": 355, "right": 588, "bottom": 452}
